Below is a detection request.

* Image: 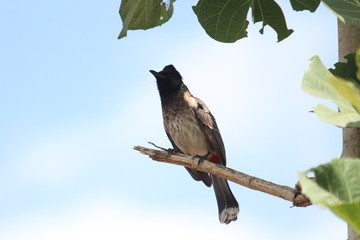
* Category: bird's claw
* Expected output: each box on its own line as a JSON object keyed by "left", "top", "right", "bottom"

{"left": 166, "top": 148, "right": 176, "bottom": 155}
{"left": 193, "top": 152, "right": 211, "bottom": 166}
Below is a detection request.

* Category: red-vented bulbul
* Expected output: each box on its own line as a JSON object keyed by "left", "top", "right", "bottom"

{"left": 150, "top": 65, "right": 239, "bottom": 224}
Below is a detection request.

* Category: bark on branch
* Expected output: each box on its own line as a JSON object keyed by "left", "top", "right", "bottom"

{"left": 338, "top": 19, "right": 360, "bottom": 240}
{"left": 133, "top": 145, "right": 311, "bottom": 207}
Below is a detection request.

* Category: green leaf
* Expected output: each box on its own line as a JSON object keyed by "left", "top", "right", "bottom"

{"left": 329, "top": 53, "right": 358, "bottom": 83}
{"left": 321, "top": 0, "right": 360, "bottom": 27}
{"left": 302, "top": 56, "right": 352, "bottom": 109}
{"left": 329, "top": 76, "right": 360, "bottom": 113}
{"left": 252, "top": 0, "right": 294, "bottom": 42}
{"left": 312, "top": 104, "right": 360, "bottom": 127}
{"left": 118, "top": 0, "right": 175, "bottom": 39}
{"left": 328, "top": 52, "right": 360, "bottom": 113}
{"left": 290, "top": 0, "right": 321, "bottom": 12}
{"left": 192, "top": 0, "right": 251, "bottom": 43}
{"left": 356, "top": 49, "right": 360, "bottom": 81}
{"left": 302, "top": 56, "right": 360, "bottom": 127}
{"left": 330, "top": 202, "right": 360, "bottom": 234}
{"left": 298, "top": 159, "right": 360, "bottom": 234}
{"left": 192, "top": 0, "right": 293, "bottom": 43}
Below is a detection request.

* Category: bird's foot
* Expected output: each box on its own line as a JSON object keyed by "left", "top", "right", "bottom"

{"left": 193, "top": 152, "right": 211, "bottom": 166}
{"left": 166, "top": 148, "right": 176, "bottom": 155}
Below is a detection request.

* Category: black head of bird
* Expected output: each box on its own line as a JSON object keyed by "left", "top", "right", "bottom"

{"left": 150, "top": 65, "right": 184, "bottom": 99}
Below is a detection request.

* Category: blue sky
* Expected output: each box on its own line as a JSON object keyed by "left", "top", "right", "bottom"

{"left": 0, "top": 1, "right": 346, "bottom": 239}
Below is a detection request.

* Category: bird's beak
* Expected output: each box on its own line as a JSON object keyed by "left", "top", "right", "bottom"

{"left": 150, "top": 70, "right": 164, "bottom": 80}
{"left": 149, "top": 70, "right": 158, "bottom": 76}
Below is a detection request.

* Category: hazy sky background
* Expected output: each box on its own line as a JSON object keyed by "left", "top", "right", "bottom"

{"left": 1, "top": 1, "right": 345, "bottom": 239}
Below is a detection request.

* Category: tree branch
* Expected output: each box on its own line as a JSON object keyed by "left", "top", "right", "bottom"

{"left": 338, "top": 19, "right": 360, "bottom": 240}
{"left": 133, "top": 145, "right": 311, "bottom": 207}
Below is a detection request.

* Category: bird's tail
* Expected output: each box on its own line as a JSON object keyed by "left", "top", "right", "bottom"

{"left": 212, "top": 175, "right": 239, "bottom": 224}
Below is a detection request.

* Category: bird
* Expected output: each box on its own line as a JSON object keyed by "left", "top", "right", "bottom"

{"left": 150, "top": 64, "right": 239, "bottom": 224}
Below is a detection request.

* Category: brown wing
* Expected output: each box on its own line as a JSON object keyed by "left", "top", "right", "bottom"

{"left": 191, "top": 96, "right": 227, "bottom": 166}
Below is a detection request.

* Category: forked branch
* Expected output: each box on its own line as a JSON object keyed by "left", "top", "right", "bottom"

{"left": 133, "top": 144, "right": 311, "bottom": 207}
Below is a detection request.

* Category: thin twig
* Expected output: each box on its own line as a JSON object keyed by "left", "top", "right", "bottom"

{"left": 133, "top": 145, "right": 311, "bottom": 207}
{"left": 148, "top": 141, "right": 168, "bottom": 151}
